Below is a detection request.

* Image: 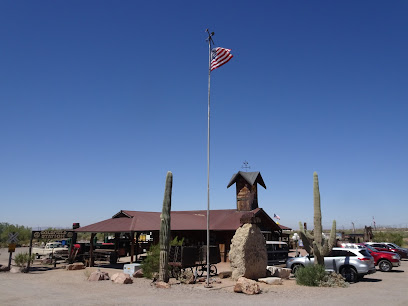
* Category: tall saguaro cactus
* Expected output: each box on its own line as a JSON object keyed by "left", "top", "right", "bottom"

{"left": 159, "top": 171, "right": 173, "bottom": 282}
{"left": 299, "top": 172, "right": 336, "bottom": 265}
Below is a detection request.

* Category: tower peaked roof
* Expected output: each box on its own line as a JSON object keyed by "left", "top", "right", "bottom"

{"left": 227, "top": 171, "right": 266, "bottom": 189}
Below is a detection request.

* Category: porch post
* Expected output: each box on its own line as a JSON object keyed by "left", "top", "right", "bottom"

{"left": 89, "top": 233, "right": 96, "bottom": 267}
{"left": 130, "top": 231, "right": 135, "bottom": 263}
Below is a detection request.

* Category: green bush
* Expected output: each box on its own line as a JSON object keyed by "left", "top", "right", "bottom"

{"left": 373, "top": 232, "right": 404, "bottom": 246}
{"left": 14, "top": 252, "right": 35, "bottom": 267}
{"left": 141, "top": 244, "right": 160, "bottom": 279}
{"left": 296, "top": 264, "right": 326, "bottom": 287}
{"left": 141, "top": 237, "right": 185, "bottom": 279}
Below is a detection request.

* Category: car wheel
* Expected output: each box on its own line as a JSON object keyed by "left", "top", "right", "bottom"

{"left": 291, "top": 264, "right": 303, "bottom": 275}
{"left": 340, "top": 266, "right": 358, "bottom": 283}
{"left": 378, "top": 260, "right": 392, "bottom": 272}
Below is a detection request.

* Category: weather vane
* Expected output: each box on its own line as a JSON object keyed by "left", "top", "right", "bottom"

{"left": 241, "top": 160, "right": 250, "bottom": 172}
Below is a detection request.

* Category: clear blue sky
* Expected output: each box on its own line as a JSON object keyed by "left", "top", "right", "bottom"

{"left": 1, "top": 1, "right": 407, "bottom": 230}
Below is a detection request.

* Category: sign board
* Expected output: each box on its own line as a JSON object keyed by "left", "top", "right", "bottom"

{"left": 32, "top": 230, "right": 75, "bottom": 240}
{"left": 8, "top": 232, "right": 19, "bottom": 243}
{"left": 8, "top": 243, "right": 16, "bottom": 253}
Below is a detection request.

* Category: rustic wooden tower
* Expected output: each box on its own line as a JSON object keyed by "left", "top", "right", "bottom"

{"left": 227, "top": 171, "right": 266, "bottom": 211}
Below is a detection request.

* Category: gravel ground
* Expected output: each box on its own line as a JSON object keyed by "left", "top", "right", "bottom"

{"left": 1, "top": 247, "right": 407, "bottom": 305}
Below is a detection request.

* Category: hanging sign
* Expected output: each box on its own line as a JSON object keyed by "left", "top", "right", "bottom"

{"left": 32, "top": 230, "right": 74, "bottom": 240}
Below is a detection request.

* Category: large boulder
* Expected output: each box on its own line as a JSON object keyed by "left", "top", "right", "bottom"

{"left": 233, "top": 277, "right": 261, "bottom": 295}
{"left": 229, "top": 223, "right": 267, "bottom": 280}
{"left": 88, "top": 270, "right": 110, "bottom": 281}
{"left": 111, "top": 272, "right": 133, "bottom": 284}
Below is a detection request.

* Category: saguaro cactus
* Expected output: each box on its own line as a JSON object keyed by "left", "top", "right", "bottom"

{"left": 299, "top": 172, "right": 336, "bottom": 265}
{"left": 159, "top": 171, "right": 173, "bottom": 282}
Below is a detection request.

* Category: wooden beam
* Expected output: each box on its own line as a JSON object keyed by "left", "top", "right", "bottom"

{"left": 89, "top": 233, "right": 96, "bottom": 267}
{"left": 130, "top": 231, "right": 135, "bottom": 263}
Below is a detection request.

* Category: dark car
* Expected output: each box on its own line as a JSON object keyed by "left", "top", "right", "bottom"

{"left": 365, "top": 242, "right": 408, "bottom": 259}
{"left": 382, "top": 242, "right": 408, "bottom": 259}
{"left": 266, "top": 241, "right": 289, "bottom": 265}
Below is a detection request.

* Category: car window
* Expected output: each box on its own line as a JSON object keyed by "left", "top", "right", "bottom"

{"left": 329, "top": 250, "right": 352, "bottom": 257}
{"left": 358, "top": 249, "right": 371, "bottom": 257}
{"left": 364, "top": 245, "right": 376, "bottom": 252}
{"left": 373, "top": 244, "right": 385, "bottom": 248}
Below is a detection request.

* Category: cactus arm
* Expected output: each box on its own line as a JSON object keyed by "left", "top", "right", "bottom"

{"left": 328, "top": 220, "right": 337, "bottom": 249}
{"left": 299, "top": 222, "right": 313, "bottom": 255}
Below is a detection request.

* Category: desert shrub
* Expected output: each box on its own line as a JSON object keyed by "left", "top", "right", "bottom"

{"left": 373, "top": 232, "right": 404, "bottom": 246}
{"left": 141, "top": 244, "right": 160, "bottom": 279}
{"left": 319, "top": 272, "right": 349, "bottom": 288}
{"left": 296, "top": 264, "right": 326, "bottom": 287}
{"left": 141, "top": 237, "right": 185, "bottom": 279}
{"left": 14, "top": 252, "right": 35, "bottom": 267}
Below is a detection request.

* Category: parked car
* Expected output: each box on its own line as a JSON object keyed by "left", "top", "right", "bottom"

{"left": 363, "top": 243, "right": 401, "bottom": 271}
{"left": 365, "top": 242, "right": 408, "bottom": 259}
{"left": 266, "top": 241, "right": 289, "bottom": 265}
{"left": 32, "top": 242, "right": 68, "bottom": 259}
{"left": 340, "top": 243, "right": 400, "bottom": 272}
{"left": 286, "top": 247, "right": 376, "bottom": 282}
{"left": 382, "top": 242, "right": 408, "bottom": 258}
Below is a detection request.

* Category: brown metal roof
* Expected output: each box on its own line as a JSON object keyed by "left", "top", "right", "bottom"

{"left": 278, "top": 224, "right": 292, "bottom": 230}
{"left": 75, "top": 208, "right": 281, "bottom": 233}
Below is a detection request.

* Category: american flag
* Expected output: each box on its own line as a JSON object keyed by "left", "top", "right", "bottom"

{"left": 274, "top": 214, "right": 281, "bottom": 220}
{"left": 211, "top": 47, "right": 233, "bottom": 71}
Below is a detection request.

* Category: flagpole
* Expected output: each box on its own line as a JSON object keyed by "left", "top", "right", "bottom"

{"left": 206, "top": 29, "right": 213, "bottom": 288}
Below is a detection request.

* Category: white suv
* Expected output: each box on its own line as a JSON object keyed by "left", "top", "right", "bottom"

{"left": 286, "top": 247, "right": 376, "bottom": 282}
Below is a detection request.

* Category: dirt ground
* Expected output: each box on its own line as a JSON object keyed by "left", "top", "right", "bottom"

{"left": 1, "top": 247, "right": 407, "bottom": 305}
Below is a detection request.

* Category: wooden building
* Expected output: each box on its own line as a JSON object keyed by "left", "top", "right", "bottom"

{"left": 75, "top": 171, "right": 282, "bottom": 263}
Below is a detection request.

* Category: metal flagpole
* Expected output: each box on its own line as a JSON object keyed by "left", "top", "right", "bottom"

{"left": 205, "top": 29, "right": 214, "bottom": 288}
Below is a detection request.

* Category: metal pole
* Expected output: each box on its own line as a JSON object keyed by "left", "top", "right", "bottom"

{"left": 206, "top": 29, "right": 212, "bottom": 288}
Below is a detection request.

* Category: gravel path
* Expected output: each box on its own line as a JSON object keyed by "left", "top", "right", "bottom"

{"left": 1, "top": 248, "right": 407, "bottom": 305}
